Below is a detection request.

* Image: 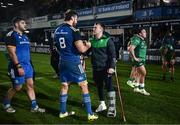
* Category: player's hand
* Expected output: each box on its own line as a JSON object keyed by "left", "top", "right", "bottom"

{"left": 85, "top": 41, "right": 91, "bottom": 48}
{"left": 18, "top": 67, "right": 25, "bottom": 76}
{"left": 134, "top": 57, "right": 140, "bottom": 62}
{"left": 107, "top": 68, "right": 115, "bottom": 74}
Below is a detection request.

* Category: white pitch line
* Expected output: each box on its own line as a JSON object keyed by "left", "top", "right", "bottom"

{"left": 0, "top": 81, "right": 11, "bottom": 85}
{"left": 35, "top": 77, "right": 44, "bottom": 80}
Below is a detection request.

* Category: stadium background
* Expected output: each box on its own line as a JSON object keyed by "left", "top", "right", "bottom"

{"left": 0, "top": 0, "right": 180, "bottom": 124}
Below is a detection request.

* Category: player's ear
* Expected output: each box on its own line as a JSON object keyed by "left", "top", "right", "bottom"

{"left": 15, "top": 22, "right": 18, "bottom": 28}
{"left": 71, "top": 16, "right": 74, "bottom": 21}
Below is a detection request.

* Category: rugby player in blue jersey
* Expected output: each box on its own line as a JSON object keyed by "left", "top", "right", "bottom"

{"left": 3, "top": 17, "right": 45, "bottom": 113}
{"left": 54, "top": 10, "right": 98, "bottom": 121}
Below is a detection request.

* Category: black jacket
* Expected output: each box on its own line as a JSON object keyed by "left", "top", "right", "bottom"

{"left": 89, "top": 33, "right": 116, "bottom": 71}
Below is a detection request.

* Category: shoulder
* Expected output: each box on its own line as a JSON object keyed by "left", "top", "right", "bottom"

{"left": 131, "top": 35, "right": 140, "bottom": 41}
{"left": 131, "top": 35, "right": 141, "bottom": 44}
{"left": 70, "top": 26, "right": 79, "bottom": 32}
{"left": 6, "top": 31, "right": 15, "bottom": 38}
{"left": 5, "top": 31, "right": 16, "bottom": 41}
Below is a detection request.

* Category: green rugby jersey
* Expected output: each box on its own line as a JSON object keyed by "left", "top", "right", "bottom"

{"left": 130, "top": 35, "right": 147, "bottom": 61}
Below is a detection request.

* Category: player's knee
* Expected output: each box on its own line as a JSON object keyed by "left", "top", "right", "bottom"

{"left": 27, "top": 83, "right": 34, "bottom": 90}
{"left": 61, "top": 84, "right": 69, "bottom": 91}
{"left": 79, "top": 81, "right": 89, "bottom": 93}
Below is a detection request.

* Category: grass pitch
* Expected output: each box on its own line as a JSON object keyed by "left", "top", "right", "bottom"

{"left": 0, "top": 52, "right": 180, "bottom": 124}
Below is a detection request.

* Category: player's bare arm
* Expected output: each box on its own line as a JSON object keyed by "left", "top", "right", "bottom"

{"left": 75, "top": 40, "right": 91, "bottom": 53}
{"left": 129, "top": 45, "right": 140, "bottom": 62}
{"left": 7, "top": 46, "right": 24, "bottom": 76}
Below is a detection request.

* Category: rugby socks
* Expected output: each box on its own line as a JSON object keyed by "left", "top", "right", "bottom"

{"left": 83, "top": 93, "right": 93, "bottom": 115}
{"left": 3, "top": 99, "right": 11, "bottom": 108}
{"left": 134, "top": 82, "right": 139, "bottom": 88}
{"left": 31, "top": 100, "right": 38, "bottom": 109}
{"left": 100, "top": 101, "right": 105, "bottom": 105}
{"left": 139, "top": 83, "right": 145, "bottom": 89}
{"left": 60, "top": 94, "right": 68, "bottom": 113}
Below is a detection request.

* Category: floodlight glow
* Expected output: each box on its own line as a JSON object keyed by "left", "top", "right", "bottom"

{"left": 8, "top": 3, "right": 13, "bottom": 6}
{"left": 163, "top": 0, "right": 171, "bottom": 3}
{"left": 1, "top": 5, "right": 7, "bottom": 8}
{"left": 19, "top": 0, "right": 25, "bottom": 2}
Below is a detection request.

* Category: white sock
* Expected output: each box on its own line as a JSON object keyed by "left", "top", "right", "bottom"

{"left": 134, "top": 83, "right": 139, "bottom": 88}
{"left": 139, "top": 83, "right": 145, "bottom": 89}
{"left": 100, "top": 101, "right": 105, "bottom": 105}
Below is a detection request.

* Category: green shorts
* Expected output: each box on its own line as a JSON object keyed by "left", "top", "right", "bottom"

{"left": 132, "top": 60, "right": 146, "bottom": 67}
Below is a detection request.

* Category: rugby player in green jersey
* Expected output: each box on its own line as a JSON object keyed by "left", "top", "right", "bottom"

{"left": 129, "top": 29, "right": 150, "bottom": 96}
{"left": 160, "top": 44, "right": 175, "bottom": 81}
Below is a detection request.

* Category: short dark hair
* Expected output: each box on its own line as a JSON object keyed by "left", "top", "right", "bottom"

{"left": 12, "top": 17, "right": 25, "bottom": 27}
{"left": 134, "top": 28, "right": 145, "bottom": 34}
{"left": 94, "top": 22, "right": 105, "bottom": 31}
{"left": 64, "top": 9, "right": 78, "bottom": 21}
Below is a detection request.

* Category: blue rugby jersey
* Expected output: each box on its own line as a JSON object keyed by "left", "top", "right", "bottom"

{"left": 5, "top": 30, "right": 31, "bottom": 65}
{"left": 54, "top": 23, "right": 82, "bottom": 63}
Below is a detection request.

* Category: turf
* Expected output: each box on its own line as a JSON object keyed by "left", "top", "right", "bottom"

{"left": 0, "top": 52, "right": 180, "bottom": 124}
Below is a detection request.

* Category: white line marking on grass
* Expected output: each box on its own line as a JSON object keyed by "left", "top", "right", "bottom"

{"left": 0, "top": 82, "right": 11, "bottom": 85}
{"left": 35, "top": 77, "right": 44, "bottom": 80}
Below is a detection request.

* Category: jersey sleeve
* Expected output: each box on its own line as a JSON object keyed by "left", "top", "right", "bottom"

{"left": 130, "top": 36, "right": 140, "bottom": 47}
{"left": 107, "top": 38, "right": 116, "bottom": 69}
{"left": 5, "top": 33, "right": 16, "bottom": 47}
{"left": 74, "top": 31, "right": 82, "bottom": 42}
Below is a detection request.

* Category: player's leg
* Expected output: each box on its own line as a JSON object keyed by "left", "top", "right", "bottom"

{"left": 93, "top": 70, "right": 107, "bottom": 112}
{"left": 162, "top": 59, "right": 167, "bottom": 80}
{"left": 170, "top": 59, "right": 175, "bottom": 81}
{"left": 25, "top": 64, "right": 45, "bottom": 113}
{"left": 105, "top": 74, "right": 116, "bottom": 117}
{"left": 58, "top": 61, "right": 75, "bottom": 118}
{"left": 3, "top": 85, "right": 22, "bottom": 113}
{"left": 79, "top": 81, "right": 98, "bottom": 121}
{"left": 133, "top": 69, "right": 140, "bottom": 92}
{"left": 3, "top": 66, "right": 24, "bottom": 113}
{"left": 127, "top": 66, "right": 136, "bottom": 88}
{"left": 59, "top": 82, "right": 74, "bottom": 118}
{"left": 26, "top": 78, "right": 45, "bottom": 113}
{"left": 136, "top": 65, "right": 150, "bottom": 96}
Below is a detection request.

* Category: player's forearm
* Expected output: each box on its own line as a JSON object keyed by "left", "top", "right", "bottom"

{"left": 10, "top": 53, "right": 19, "bottom": 65}
{"left": 7, "top": 48, "right": 19, "bottom": 65}
{"left": 79, "top": 45, "right": 89, "bottom": 53}
{"left": 129, "top": 49, "right": 136, "bottom": 60}
{"left": 80, "top": 41, "right": 91, "bottom": 53}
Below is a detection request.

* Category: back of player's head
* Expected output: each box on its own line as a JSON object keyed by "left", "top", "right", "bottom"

{"left": 64, "top": 9, "right": 78, "bottom": 21}
{"left": 94, "top": 22, "right": 105, "bottom": 31}
{"left": 12, "top": 17, "right": 25, "bottom": 27}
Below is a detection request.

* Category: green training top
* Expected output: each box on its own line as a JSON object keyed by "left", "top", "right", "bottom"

{"left": 130, "top": 35, "right": 147, "bottom": 61}
{"left": 160, "top": 45, "right": 175, "bottom": 61}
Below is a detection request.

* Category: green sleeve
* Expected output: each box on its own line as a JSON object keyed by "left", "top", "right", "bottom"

{"left": 130, "top": 36, "right": 140, "bottom": 47}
